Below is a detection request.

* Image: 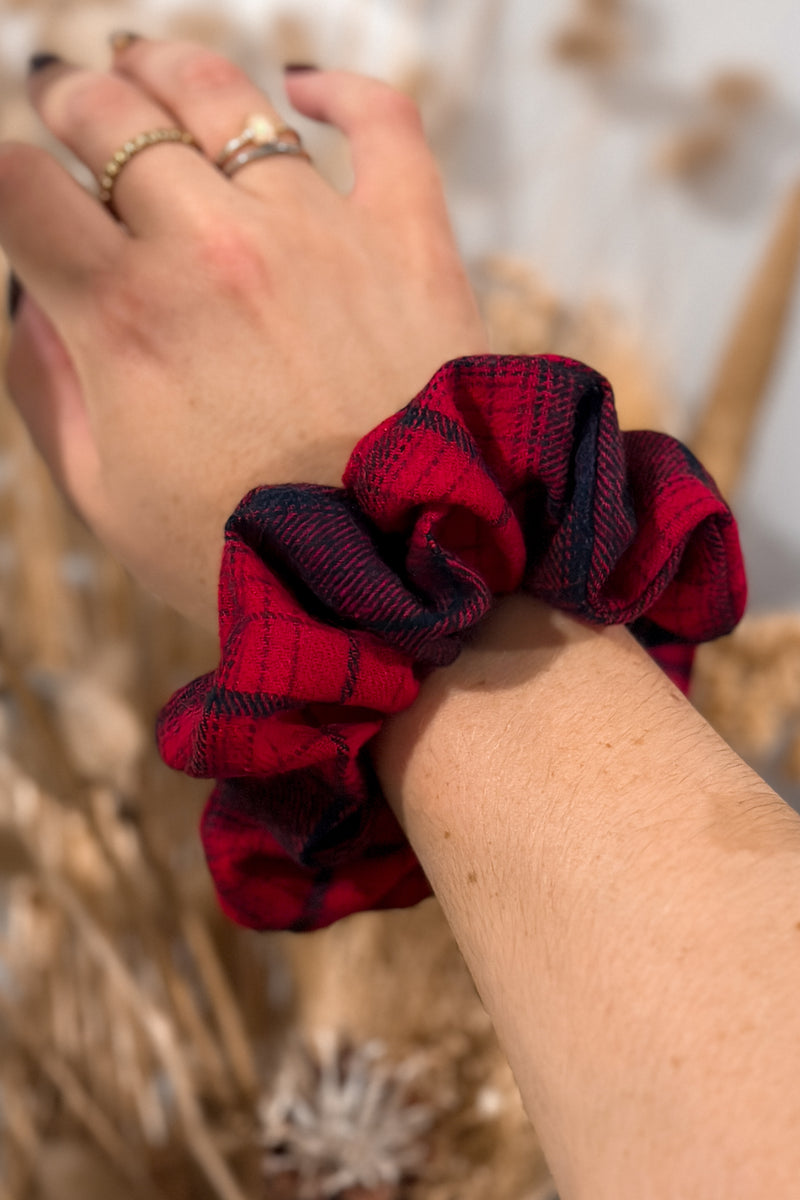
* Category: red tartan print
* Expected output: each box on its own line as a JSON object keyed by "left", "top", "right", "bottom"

{"left": 157, "top": 355, "right": 747, "bottom": 932}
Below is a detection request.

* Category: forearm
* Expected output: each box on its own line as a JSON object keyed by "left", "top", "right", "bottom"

{"left": 373, "top": 594, "right": 800, "bottom": 1199}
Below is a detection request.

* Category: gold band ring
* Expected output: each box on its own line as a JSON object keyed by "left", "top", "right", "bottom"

{"left": 97, "top": 128, "right": 201, "bottom": 209}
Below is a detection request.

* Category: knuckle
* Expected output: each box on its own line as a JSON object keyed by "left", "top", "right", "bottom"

{"left": 371, "top": 85, "right": 424, "bottom": 132}
{"left": 191, "top": 220, "right": 270, "bottom": 298}
{"left": 44, "top": 71, "right": 130, "bottom": 138}
{"left": 172, "top": 47, "right": 247, "bottom": 94}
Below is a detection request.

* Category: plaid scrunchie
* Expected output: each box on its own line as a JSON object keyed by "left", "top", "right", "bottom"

{"left": 157, "top": 355, "right": 747, "bottom": 932}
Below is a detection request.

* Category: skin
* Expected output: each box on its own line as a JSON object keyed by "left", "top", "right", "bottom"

{"left": 0, "top": 39, "right": 488, "bottom": 630}
{"left": 375, "top": 597, "right": 800, "bottom": 1198}
{"left": 6, "top": 37, "right": 800, "bottom": 1197}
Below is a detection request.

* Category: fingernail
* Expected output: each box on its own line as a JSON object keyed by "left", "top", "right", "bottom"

{"left": 283, "top": 63, "right": 319, "bottom": 73}
{"left": 109, "top": 31, "right": 141, "bottom": 53}
{"left": 6, "top": 272, "right": 22, "bottom": 321}
{"left": 28, "top": 52, "right": 62, "bottom": 74}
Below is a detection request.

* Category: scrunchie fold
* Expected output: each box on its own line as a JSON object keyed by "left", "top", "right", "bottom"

{"left": 157, "top": 355, "right": 747, "bottom": 932}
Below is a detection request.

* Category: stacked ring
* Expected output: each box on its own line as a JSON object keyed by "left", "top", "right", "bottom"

{"left": 97, "top": 127, "right": 200, "bottom": 209}
{"left": 215, "top": 113, "right": 298, "bottom": 163}
{"left": 216, "top": 112, "right": 311, "bottom": 177}
{"left": 220, "top": 142, "right": 311, "bottom": 176}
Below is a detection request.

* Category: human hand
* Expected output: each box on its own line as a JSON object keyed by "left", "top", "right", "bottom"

{"left": 0, "top": 39, "right": 488, "bottom": 631}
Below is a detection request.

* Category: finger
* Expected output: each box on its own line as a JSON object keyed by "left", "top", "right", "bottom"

{"left": 111, "top": 37, "right": 321, "bottom": 201}
{"left": 0, "top": 141, "right": 123, "bottom": 312}
{"left": 27, "top": 56, "right": 229, "bottom": 235}
{"left": 283, "top": 69, "right": 450, "bottom": 223}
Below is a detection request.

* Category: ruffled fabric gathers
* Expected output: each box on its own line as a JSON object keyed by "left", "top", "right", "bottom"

{"left": 157, "top": 355, "right": 747, "bottom": 932}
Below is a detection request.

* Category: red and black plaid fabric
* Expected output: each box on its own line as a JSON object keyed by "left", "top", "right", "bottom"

{"left": 157, "top": 355, "right": 747, "bottom": 932}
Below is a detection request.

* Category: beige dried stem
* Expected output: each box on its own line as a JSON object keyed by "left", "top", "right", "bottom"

{"left": 2, "top": 755, "right": 251, "bottom": 1200}
{"left": 87, "top": 789, "right": 243, "bottom": 1111}
{"left": 689, "top": 179, "right": 800, "bottom": 497}
{"left": 91, "top": 777, "right": 256, "bottom": 1104}
{"left": 0, "top": 1063, "right": 40, "bottom": 1200}
{"left": 127, "top": 807, "right": 259, "bottom": 1102}
{"left": 43, "top": 874, "right": 250, "bottom": 1200}
{"left": 0, "top": 643, "right": 84, "bottom": 800}
{"left": 1, "top": 418, "right": 87, "bottom": 670}
{"left": 180, "top": 909, "right": 260, "bottom": 1101}
{"left": 0, "top": 988, "right": 160, "bottom": 1199}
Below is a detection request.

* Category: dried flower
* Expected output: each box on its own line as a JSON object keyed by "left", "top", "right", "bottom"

{"left": 259, "top": 1033, "right": 435, "bottom": 1199}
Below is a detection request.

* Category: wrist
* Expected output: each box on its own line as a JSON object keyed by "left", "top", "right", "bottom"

{"left": 373, "top": 594, "right": 670, "bottom": 870}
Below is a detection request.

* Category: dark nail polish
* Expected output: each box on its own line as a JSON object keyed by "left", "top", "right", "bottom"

{"left": 283, "top": 63, "right": 319, "bottom": 73}
{"left": 6, "top": 272, "right": 22, "bottom": 321}
{"left": 109, "top": 32, "right": 141, "bottom": 53}
{"left": 28, "top": 53, "right": 62, "bottom": 74}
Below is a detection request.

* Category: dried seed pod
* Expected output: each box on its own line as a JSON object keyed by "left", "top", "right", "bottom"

{"left": 48, "top": 672, "right": 145, "bottom": 795}
{"left": 706, "top": 69, "right": 768, "bottom": 113}
{"left": 550, "top": 0, "right": 631, "bottom": 68}
{"left": 259, "top": 1033, "right": 435, "bottom": 1199}
{"left": 550, "top": 21, "right": 628, "bottom": 67}
{"left": 654, "top": 121, "right": 734, "bottom": 180}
